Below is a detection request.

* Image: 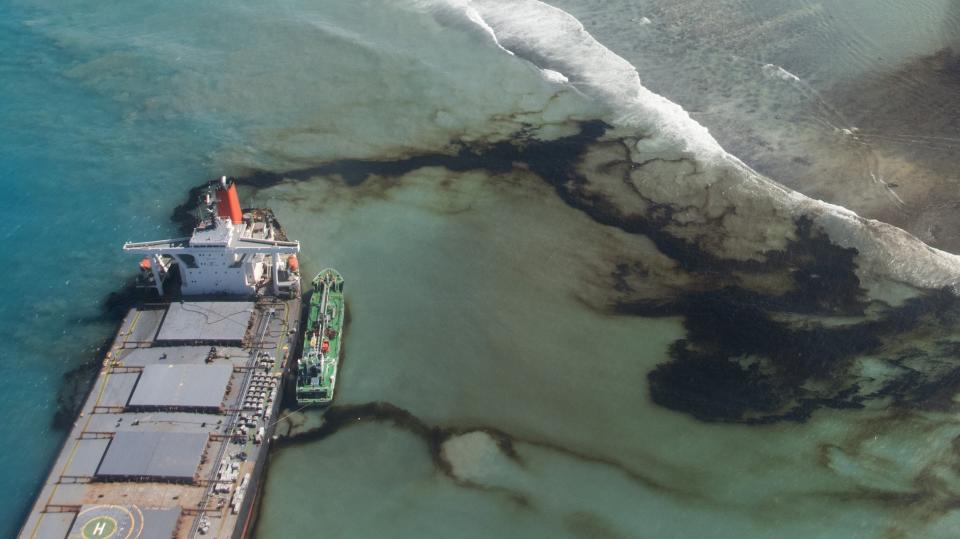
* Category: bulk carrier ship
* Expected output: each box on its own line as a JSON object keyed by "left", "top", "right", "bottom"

{"left": 19, "top": 178, "right": 302, "bottom": 539}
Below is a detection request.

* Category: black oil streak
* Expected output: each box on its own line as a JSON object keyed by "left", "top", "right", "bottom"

{"left": 233, "top": 120, "right": 960, "bottom": 425}
{"left": 271, "top": 401, "right": 705, "bottom": 508}
{"left": 640, "top": 287, "right": 960, "bottom": 424}
{"left": 564, "top": 511, "right": 627, "bottom": 539}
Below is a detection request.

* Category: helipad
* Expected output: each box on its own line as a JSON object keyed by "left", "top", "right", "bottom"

{"left": 67, "top": 505, "right": 180, "bottom": 539}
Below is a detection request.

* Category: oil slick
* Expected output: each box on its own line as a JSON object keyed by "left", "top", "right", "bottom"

{"left": 240, "top": 2, "right": 960, "bottom": 535}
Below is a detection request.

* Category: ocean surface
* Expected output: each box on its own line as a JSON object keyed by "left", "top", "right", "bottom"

{"left": 2, "top": 0, "right": 959, "bottom": 537}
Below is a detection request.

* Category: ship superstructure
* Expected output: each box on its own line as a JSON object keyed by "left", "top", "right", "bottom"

{"left": 19, "top": 178, "right": 302, "bottom": 539}
{"left": 124, "top": 177, "right": 300, "bottom": 298}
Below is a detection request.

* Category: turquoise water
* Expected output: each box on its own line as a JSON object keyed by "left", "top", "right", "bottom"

{"left": 3, "top": 0, "right": 960, "bottom": 537}
{"left": 0, "top": 5, "right": 204, "bottom": 536}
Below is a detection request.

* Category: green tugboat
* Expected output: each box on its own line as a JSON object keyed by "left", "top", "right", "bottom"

{"left": 296, "top": 269, "right": 345, "bottom": 405}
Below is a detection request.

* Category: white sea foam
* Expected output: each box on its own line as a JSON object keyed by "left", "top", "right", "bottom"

{"left": 470, "top": 0, "right": 728, "bottom": 163}
{"left": 431, "top": 0, "right": 960, "bottom": 292}
{"left": 761, "top": 63, "right": 802, "bottom": 83}
{"left": 464, "top": 5, "right": 514, "bottom": 56}
{"left": 540, "top": 68, "right": 568, "bottom": 84}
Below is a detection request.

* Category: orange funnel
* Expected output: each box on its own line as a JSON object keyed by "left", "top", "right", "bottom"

{"left": 217, "top": 183, "right": 243, "bottom": 224}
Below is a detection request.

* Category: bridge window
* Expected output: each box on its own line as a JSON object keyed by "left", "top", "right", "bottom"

{"left": 178, "top": 254, "right": 198, "bottom": 268}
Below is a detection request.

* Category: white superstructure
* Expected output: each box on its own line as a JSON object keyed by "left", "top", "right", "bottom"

{"left": 124, "top": 177, "right": 301, "bottom": 297}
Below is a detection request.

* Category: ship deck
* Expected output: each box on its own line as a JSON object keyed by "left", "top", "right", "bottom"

{"left": 18, "top": 296, "right": 301, "bottom": 539}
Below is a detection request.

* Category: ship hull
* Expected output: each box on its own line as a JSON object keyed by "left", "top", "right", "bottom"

{"left": 18, "top": 296, "right": 302, "bottom": 539}
{"left": 20, "top": 182, "right": 304, "bottom": 539}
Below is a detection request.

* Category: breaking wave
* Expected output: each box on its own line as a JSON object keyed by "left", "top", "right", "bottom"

{"left": 427, "top": 0, "right": 960, "bottom": 293}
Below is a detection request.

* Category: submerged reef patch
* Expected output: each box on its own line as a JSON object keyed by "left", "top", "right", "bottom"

{"left": 825, "top": 47, "right": 960, "bottom": 253}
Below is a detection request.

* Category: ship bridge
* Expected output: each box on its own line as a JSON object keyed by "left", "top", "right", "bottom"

{"left": 123, "top": 178, "right": 300, "bottom": 298}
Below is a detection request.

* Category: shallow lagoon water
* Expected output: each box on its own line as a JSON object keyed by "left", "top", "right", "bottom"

{"left": 249, "top": 143, "right": 960, "bottom": 537}
{"left": 3, "top": 0, "right": 960, "bottom": 538}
